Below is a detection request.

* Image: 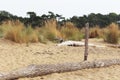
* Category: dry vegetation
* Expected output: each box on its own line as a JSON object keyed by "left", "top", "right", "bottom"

{"left": 38, "top": 19, "right": 61, "bottom": 43}
{"left": 89, "top": 26, "right": 103, "bottom": 38}
{"left": 104, "top": 23, "right": 120, "bottom": 44}
{"left": 0, "top": 21, "right": 39, "bottom": 43}
{"left": 60, "top": 22, "right": 83, "bottom": 41}
{"left": 0, "top": 20, "right": 84, "bottom": 43}
{"left": 89, "top": 23, "right": 120, "bottom": 44}
{"left": 0, "top": 20, "right": 119, "bottom": 44}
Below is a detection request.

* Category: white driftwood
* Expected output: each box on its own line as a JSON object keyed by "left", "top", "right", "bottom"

{"left": 0, "top": 59, "right": 120, "bottom": 80}
{"left": 57, "top": 41, "right": 105, "bottom": 48}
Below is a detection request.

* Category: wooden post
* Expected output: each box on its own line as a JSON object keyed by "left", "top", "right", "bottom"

{"left": 84, "top": 23, "right": 89, "bottom": 61}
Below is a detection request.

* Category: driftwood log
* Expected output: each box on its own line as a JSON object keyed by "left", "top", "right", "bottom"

{"left": 0, "top": 59, "right": 120, "bottom": 80}
{"left": 57, "top": 41, "right": 105, "bottom": 48}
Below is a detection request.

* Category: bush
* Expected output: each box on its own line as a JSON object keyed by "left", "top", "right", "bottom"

{"left": 104, "top": 23, "right": 119, "bottom": 44}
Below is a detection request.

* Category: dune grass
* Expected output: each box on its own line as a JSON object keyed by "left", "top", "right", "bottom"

{"left": 103, "top": 23, "right": 120, "bottom": 44}
{"left": 89, "top": 26, "right": 103, "bottom": 38}
{"left": 0, "top": 20, "right": 63, "bottom": 43}
{"left": 60, "top": 22, "right": 84, "bottom": 41}
{"left": 38, "top": 19, "right": 62, "bottom": 43}
{"left": 0, "top": 20, "right": 119, "bottom": 44}
{"left": 0, "top": 26, "right": 5, "bottom": 38}
{"left": 38, "top": 20, "right": 83, "bottom": 42}
{"left": 0, "top": 21, "right": 39, "bottom": 43}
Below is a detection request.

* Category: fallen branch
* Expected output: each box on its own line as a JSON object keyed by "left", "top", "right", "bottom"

{"left": 0, "top": 59, "right": 120, "bottom": 80}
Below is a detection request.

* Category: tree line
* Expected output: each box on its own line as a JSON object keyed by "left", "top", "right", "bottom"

{"left": 0, "top": 10, "right": 120, "bottom": 28}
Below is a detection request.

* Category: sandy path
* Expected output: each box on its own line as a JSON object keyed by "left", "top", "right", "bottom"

{"left": 0, "top": 38, "right": 120, "bottom": 80}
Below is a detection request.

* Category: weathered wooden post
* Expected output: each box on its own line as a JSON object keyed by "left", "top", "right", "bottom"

{"left": 84, "top": 23, "right": 89, "bottom": 61}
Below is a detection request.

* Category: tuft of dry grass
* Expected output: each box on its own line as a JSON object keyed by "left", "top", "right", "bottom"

{"left": 38, "top": 20, "right": 83, "bottom": 42}
{"left": 0, "top": 21, "right": 39, "bottom": 43}
{"left": 38, "top": 19, "right": 61, "bottom": 42}
{"left": 60, "top": 22, "right": 83, "bottom": 41}
{"left": 104, "top": 23, "right": 120, "bottom": 44}
{"left": 89, "top": 26, "right": 103, "bottom": 38}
